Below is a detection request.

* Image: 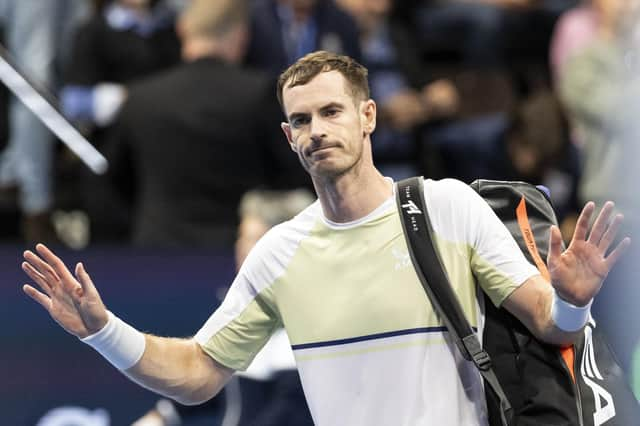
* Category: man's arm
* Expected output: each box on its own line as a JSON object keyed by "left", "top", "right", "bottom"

{"left": 502, "top": 201, "right": 629, "bottom": 345}
{"left": 124, "top": 335, "right": 233, "bottom": 405}
{"left": 502, "top": 274, "right": 580, "bottom": 346}
{"left": 22, "top": 244, "right": 233, "bottom": 405}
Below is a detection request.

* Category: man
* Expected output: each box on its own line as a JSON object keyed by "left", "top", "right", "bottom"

{"left": 22, "top": 51, "right": 629, "bottom": 425}
{"left": 85, "top": 0, "right": 304, "bottom": 247}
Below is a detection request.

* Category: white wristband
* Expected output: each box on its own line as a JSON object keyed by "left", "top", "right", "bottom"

{"left": 551, "top": 290, "right": 593, "bottom": 332}
{"left": 80, "top": 311, "right": 146, "bottom": 370}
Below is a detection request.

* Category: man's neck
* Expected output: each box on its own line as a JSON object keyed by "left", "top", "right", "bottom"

{"left": 313, "top": 165, "right": 393, "bottom": 224}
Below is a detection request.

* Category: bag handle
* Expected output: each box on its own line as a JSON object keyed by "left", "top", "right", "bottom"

{"left": 395, "top": 177, "right": 513, "bottom": 426}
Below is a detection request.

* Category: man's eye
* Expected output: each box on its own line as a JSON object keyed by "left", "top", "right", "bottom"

{"left": 291, "top": 117, "right": 309, "bottom": 128}
{"left": 324, "top": 109, "right": 338, "bottom": 117}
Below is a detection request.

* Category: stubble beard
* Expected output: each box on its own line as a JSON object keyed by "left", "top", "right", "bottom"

{"left": 306, "top": 148, "right": 365, "bottom": 183}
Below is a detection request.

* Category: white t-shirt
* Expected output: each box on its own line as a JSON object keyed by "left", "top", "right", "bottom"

{"left": 195, "top": 178, "right": 539, "bottom": 426}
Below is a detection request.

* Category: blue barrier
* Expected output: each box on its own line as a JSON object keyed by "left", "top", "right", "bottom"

{"left": 0, "top": 245, "right": 235, "bottom": 425}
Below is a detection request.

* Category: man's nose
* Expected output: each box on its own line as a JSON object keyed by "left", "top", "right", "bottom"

{"left": 309, "top": 117, "right": 327, "bottom": 141}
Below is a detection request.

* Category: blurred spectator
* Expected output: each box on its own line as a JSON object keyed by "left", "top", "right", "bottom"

{"left": 58, "top": 0, "right": 183, "bottom": 242}
{"left": 556, "top": 0, "right": 640, "bottom": 222}
{"left": 94, "top": 0, "right": 307, "bottom": 248}
{"left": 414, "top": 0, "right": 576, "bottom": 65}
{"left": 556, "top": 0, "right": 640, "bottom": 374}
{"left": 549, "top": 1, "right": 600, "bottom": 84}
{"left": 338, "top": 0, "right": 459, "bottom": 179}
{"left": 61, "top": 0, "right": 181, "bottom": 129}
{"left": 245, "top": 0, "right": 361, "bottom": 78}
{"left": 132, "top": 189, "right": 315, "bottom": 426}
{"left": 427, "top": 90, "right": 580, "bottom": 235}
{"left": 413, "top": 1, "right": 578, "bottom": 80}
{"left": 0, "top": 0, "right": 89, "bottom": 242}
{"left": 413, "top": 0, "right": 517, "bottom": 66}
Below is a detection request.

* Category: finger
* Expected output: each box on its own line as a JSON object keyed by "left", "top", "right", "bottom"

{"left": 24, "top": 250, "right": 61, "bottom": 284}
{"left": 75, "top": 262, "right": 96, "bottom": 295}
{"left": 572, "top": 202, "right": 595, "bottom": 243}
{"left": 23, "top": 284, "right": 52, "bottom": 311}
{"left": 587, "top": 201, "right": 615, "bottom": 245}
{"left": 604, "top": 237, "right": 631, "bottom": 271}
{"left": 598, "top": 213, "right": 623, "bottom": 252}
{"left": 35, "top": 243, "right": 77, "bottom": 290}
{"left": 547, "top": 225, "right": 563, "bottom": 266}
{"left": 22, "top": 261, "right": 53, "bottom": 296}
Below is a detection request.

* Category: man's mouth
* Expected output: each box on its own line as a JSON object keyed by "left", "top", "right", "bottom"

{"left": 307, "top": 144, "right": 338, "bottom": 156}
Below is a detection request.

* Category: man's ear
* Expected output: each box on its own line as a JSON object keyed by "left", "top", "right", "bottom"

{"left": 281, "top": 122, "right": 296, "bottom": 152}
{"left": 361, "top": 99, "right": 377, "bottom": 136}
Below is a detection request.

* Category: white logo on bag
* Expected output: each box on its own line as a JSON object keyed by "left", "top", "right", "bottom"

{"left": 401, "top": 200, "right": 422, "bottom": 215}
{"left": 581, "top": 324, "right": 616, "bottom": 425}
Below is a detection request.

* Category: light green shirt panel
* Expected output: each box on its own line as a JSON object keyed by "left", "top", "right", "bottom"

{"left": 199, "top": 287, "right": 281, "bottom": 371}
{"left": 274, "top": 211, "right": 483, "bottom": 346}
{"left": 431, "top": 235, "right": 481, "bottom": 324}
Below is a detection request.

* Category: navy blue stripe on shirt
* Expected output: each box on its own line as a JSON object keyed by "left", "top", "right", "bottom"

{"left": 292, "top": 326, "right": 451, "bottom": 351}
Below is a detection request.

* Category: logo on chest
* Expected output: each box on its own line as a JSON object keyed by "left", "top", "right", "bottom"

{"left": 392, "top": 247, "right": 411, "bottom": 270}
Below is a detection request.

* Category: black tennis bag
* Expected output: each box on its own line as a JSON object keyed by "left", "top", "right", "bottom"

{"left": 397, "top": 177, "right": 640, "bottom": 426}
{"left": 471, "top": 179, "right": 640, "bottom": 426}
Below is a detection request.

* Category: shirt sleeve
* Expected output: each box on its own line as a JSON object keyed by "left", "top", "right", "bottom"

{"left": 425, "top": 179, "right": 539, "bottom": 308}
{"left": 194, "top": 234, "right": 283, "bottom": 371}
{"left": 463, "top": 182, "right": 540, "bottom": 306}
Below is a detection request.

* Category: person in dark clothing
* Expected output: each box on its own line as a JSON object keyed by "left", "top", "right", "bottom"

{"left": 97, "top": 0, "right": 306, "bottom": 248}
{"left": 62, "top": 0, "right": 181, "bottom": 127}
{"left": 245, "top": 0, "right": 362, "bottom": 77}
{"left": 59, "top": 0, "right": 182, "bottom": 242}
{"left": 338, "top": 0, "right": 460, "bottom": 179}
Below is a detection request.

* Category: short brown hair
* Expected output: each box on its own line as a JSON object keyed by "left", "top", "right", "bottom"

{"left": 277, "top": 51, "right": 370, "bottom": 110}
{"left": 179, "top": 0, "right": 248, "bottom": 39}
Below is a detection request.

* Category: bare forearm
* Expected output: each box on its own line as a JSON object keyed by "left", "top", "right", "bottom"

{"left": 124, "top": 335, "right": 233, "bottom": 405}
{"left": 503, "top": 276, "right": 583, "bottom": 346}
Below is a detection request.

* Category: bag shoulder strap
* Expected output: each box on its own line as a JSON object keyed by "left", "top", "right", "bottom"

{"left": 395, "top": 176, "right": 513, "bottom": 426}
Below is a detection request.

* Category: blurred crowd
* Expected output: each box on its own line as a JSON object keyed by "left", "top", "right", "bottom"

{"left": 1, "top": 1, "right": 639, "bottom": 424}
{"left": 0, "top": 0, "right": 637, "bottom": 252}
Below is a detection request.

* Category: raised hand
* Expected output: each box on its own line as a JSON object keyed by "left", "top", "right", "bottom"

{"left": 547, "top": 201, "right": 631, "bottom": 306}
{"left": 22, "top": 243, "right": 108, "bottom": 338}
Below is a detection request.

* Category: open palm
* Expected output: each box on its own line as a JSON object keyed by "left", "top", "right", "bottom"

{"left": 548, "top": 202, "right": 630, "bottom": 306}
{"left": 22, "top": 244, "right": 108, "bottom": 338}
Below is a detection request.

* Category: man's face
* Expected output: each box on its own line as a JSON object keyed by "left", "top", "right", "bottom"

{"left": 281, "top": 71, "right": 374, "bottom": 178}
